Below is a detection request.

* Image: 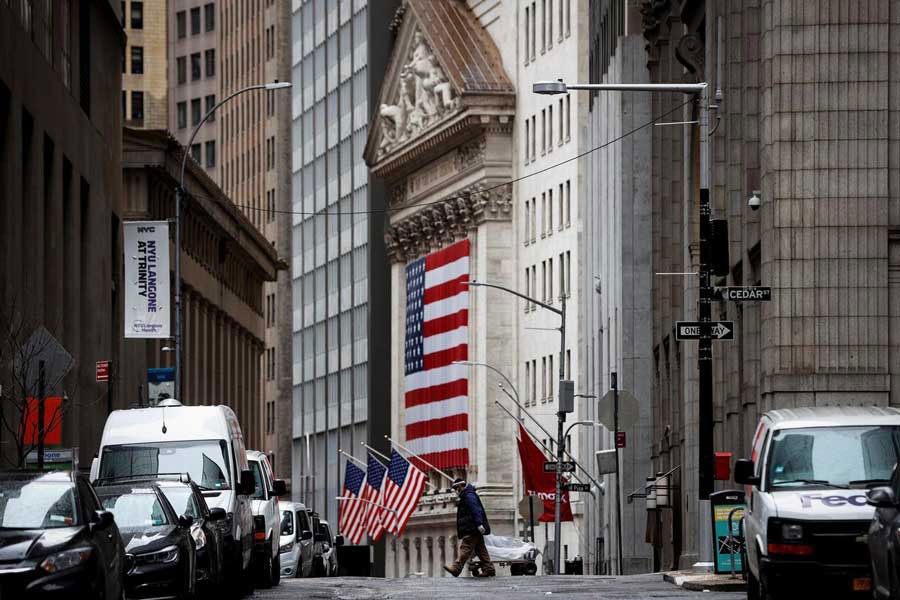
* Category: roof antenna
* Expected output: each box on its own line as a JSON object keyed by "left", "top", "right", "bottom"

{"left": 161, "top": 405, "right": 168, "bottom": 434}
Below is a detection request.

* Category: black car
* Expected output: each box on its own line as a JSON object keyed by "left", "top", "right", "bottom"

{"left": 154, "top": 478, "right": 228, "bottom": 592}
{"left": 0, "top": 470, "right": 125, "bottom": 599}
{"left": 94, "top": 482, "right": 196, "bottom": 599}
{"left": 868, "top": 467, "right": 900, "bottom": 600}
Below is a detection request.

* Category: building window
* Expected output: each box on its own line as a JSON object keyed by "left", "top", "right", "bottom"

{"left": 131, "top": 91, "right": 144, "bottom": 120}
{"left": 565, "top": 0, "right": 571, "bottom": 36}
{"left": 558, "top": 98, "right": 564, "bottom": 145}
{"left": 530, "top": 199, "right": 536, "bottom": 243}
{"left": 205, "top": 48, "right": 215, "bottom": 77}
{"left": 176, "top": 10, "right": 186, "bottom": 38}
{"left": 530, "top": 1, "right": 536, "bottom": 60}
{"left": 524, "top": 200, "right": 530, "bottom": 244}
{"left": 205, "top": 140, "right": 216, "bottom": 168}
{"left": 130, "top": 46, "right": 143, "bottom": 74}
{"left": 524, "top": 6, "right": 530, "bottom": 65}
{"left": 191, "top": 98, "right": 201, "bottom": 126}
{"left": 565, "top": 250, "right": 571, "bottom": 296}
{"left": 121, "top": 90, "right": 126, "bottom": 115}
{"left": 130, "top": 1, "right": 143, "bottom": 29}
{"left": 531, "top": 359, "right": 537, "bottom": 403}
{"left": 558, "top": 183, "right": 564, "bottom": 230}
{"left": 558, "top": 0, "right": 564, "bottom": 40}
{"left": 191, "top": 143, "right": 201, "bottom": 163}
{"left": 204, "top": 95, "right": 216, "bottom": 121}
{"left": 565, "top": 95, "right": 571, "bottom": 139}
{"left": 530, "top": 116, "right": 536, "bottom": 160}
{"left": 541, "top": 356, "right": 547, "bottom": 400}
{"left": 540, "top": 109, "right": 546, "bottom": 155}
{"left": 177, "top": 101, "right": 187, "bottom": 129}
{"left": 540, "top": 0, "right": 546, "bottom": 54}
{"left": 547, "top": 188, "right": 553, "bottom": 232}
{"left": 204, "top": 3, "right": 214, "bottom": 31}
{"left": 525, "top": 362, "right": 531, "bottom": 404}
{"left": 524, "top": 118, "right": 530, "bottom": 163}
{"left": 559, "top": 252, "right": 565, "bottom": 299}
{"left": 547, "top": 104, "right": 553, "bottom": 153}
{"left": 565, "top": 180, "right": 571, "bottom": 227}
{"left": 190, "top": 6, "right": 200, "bottom": 35}
{"left": 267, "top": 189, "right": 275, "bottom": 223}
{"left": 176, "top": 56, "right": 186, "bottom": 84}
{"left": 548, "top": 257, "right": 554, "bottom": 301}
{"left": 541, "top": 192, "right": 547, "bottom": 237}
{"left": 547, "top": 0, "right": 553, "bottom": 49}
{"left": 191, "top": 53, "right": 201, "bottom": 80}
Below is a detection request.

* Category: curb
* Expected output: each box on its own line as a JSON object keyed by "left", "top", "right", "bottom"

{"left": 663, "top": 572, "right": 747, "bottom": 592}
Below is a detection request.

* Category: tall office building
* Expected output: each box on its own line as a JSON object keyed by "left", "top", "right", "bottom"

{"left": 290, "top": 0, "right": 395, "bottom": 546}
{"left": 169, "top": 0, "right": 218, "bottom": 178}
{"left": 122, "top": 0, "right": 169, "bottom": 129}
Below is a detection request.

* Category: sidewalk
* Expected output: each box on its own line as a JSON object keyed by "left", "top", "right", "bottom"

{"left": 663, "top": 570, "right": 747, "bottom": 592}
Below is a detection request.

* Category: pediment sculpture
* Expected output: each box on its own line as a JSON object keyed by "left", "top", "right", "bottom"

{"left": 378, "top": 29, "right": 461, "bottom": 158}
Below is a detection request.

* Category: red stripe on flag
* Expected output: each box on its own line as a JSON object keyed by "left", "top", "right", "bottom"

{"left": 424, "top": 239, "right": 470, "bottom": 270}
{"left": 423, "top": 344, "right": 467, "bottom": 371}
{"left": 423, "top": 309, "right": 468, "bottom": 337}
{"left": 410, "top": 448, "right": 470, "bottom": 472}
{"left": 405, "top": 379, "right": 467, "bottom": 408}
{"left": 423, "top": 274, "right": 468, "bottom": 305}
{"left": 406, "top": 413, "right": 468, "bottom": 440}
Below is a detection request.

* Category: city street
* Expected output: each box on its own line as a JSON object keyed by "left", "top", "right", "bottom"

{"left": 247, "top": 575, "right": 742, "bottom": 600}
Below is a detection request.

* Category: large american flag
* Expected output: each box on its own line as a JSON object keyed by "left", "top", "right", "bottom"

{"left": 338, "top": 461, "right": 367, "bottom": 545}
{"left": 404, "top": 239, "right": 470, "bottom": 471}
{"left": 382, "top": 450, "right": 427, "bottom": 537}
{"left": 362, "top": 453, "right": 388, "bottom": 541}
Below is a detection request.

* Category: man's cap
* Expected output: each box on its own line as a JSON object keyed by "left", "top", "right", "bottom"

{"left": 451, "top": 478, "right": 466, "bottom": 488}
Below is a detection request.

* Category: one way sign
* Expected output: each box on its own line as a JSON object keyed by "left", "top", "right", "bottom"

{"left": 675, "top": 321, "right": 734, "bottom": 341}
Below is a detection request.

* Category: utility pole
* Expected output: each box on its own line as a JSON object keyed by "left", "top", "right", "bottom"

{"left": 697, "top": 82, "right": 714, "bottom": 502}
{"left": 611, "top": 372, "right": 622, "bottom": 574}
{"left": 553, "top": 295, "right": 567, "bottom": 576}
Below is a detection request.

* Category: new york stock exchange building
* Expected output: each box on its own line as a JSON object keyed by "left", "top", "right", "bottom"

{"left": 363, "top": 0, "right": 524, "bottom": 578}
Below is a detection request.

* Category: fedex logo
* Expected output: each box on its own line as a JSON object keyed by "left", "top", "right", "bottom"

{"left": 799, "top": 494, "right": 868, "bottom": 508}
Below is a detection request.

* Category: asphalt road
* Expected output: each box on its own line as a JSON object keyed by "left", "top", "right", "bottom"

{"left": 246, "top": 574, "right": 744, "bottom": 599}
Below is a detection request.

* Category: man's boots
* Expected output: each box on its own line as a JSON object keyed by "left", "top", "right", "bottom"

{"left": 443, "top": 565, "right": 460, "bottom": 577}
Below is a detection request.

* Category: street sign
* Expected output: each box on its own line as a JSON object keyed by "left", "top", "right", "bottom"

{"left": 675, "top": 321, "right": 734, "bottom": 341}
{"left": 564, "top": 483, "right": 591, "bottom": 493}
{"left": 543, "top": 461, "right": 576, "bottom": 473}
{"left": 714, "top": 286, "right": 771, "bottom": 302}
{"left": 596, "top": 450, "right": 617, "bottom": 474}
{"left": 615, "top": 431, "right": 627, "bottom": 449}
{"left": 598, "top": 389, "right": 639, "bottom": 430}
{"left": 14, "top": 327, "right": 74, "bottom": 397}
{"left": 96, "top": 360, "right": 110, "bottom": 382}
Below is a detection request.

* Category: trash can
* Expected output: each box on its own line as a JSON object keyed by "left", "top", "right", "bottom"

{"left": 564, "top": 556, "right": 583, "bottom": 575}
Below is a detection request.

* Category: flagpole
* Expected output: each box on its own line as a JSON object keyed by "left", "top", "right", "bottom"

{"left": 495, "top": 400, "right": 599, "bottom": 489}
{"left": 385, "top": 435, "right": 455, "bottom": 484}
{"left": 335, "top": 496, "right": 399, "bottom": 516}
{"left": 338, "top": 448, "right": 367, "bottom": 469}
{"left": 364, "top": 442, "right": 437, "bottom": 492}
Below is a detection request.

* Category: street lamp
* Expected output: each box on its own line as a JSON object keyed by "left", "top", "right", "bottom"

{"left": 534, "top": 78, "right": 716, "bottom": 568}
{"left": 464, "top": 280, "right": 571, "bottom": 575}
{"left": 173, "top": 80, "right": 292, "bottom": 400}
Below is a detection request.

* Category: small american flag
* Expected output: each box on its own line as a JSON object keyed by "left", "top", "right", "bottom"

{"left": 338, "top": 461, "right": 367, "bottom": 545}
{"left": 382, "top": 450, "right": 427, "bottom": 536}
{"left": 404, "top": 239, "right": 470, "bottom": 471}
{"left": 362, "top": 453, "right": 388, "bottom": 541}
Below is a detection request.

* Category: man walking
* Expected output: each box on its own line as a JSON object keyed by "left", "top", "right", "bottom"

{"left": 443, "top": 478, "right": 495, "bottom": 577}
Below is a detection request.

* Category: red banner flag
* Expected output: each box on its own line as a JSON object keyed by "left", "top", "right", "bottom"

{"left": 517, "top": 424, "right": 573, "bottom": 522}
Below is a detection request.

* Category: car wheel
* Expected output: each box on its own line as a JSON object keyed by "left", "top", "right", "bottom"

{"left": 257, "top": 550, "right": 274, "bottom": 589}
{"left": 272, "top": 552, "right": 281, "bottom": 585}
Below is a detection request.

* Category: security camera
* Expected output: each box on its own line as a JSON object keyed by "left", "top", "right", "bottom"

{"left": 748, "top": 190, "right": 761, "bottom": 211}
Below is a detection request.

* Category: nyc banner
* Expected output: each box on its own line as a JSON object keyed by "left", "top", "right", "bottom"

{"left": 124, "top": 221, "right": 170, "bottom": 338}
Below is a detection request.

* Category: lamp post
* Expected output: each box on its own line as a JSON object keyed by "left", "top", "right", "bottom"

{"left": 464, "top": 280, "right": 570, "bottom": 575}
{"left": 534, "top": 78, "right": 714, "bottom": 567}
{"left": 174, "top": 81, "right": 291, "bottom": 400}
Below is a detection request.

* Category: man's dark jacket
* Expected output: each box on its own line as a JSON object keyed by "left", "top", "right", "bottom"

{"left": 456, "top": 484, "right": 491, "bottom": 537}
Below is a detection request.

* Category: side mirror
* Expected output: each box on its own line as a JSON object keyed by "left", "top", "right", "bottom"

{"left": 178, "top": 514, "right": 195, "bottom": 528}
{"left": 272, "top": 479, "right": 287, "bottom": 497}
{"left": 300, "top": 530, "right": 313, "bottom": 541}
{"left": 334, "top": 534, "right": 344, "bottom": 547}
{"left": 208, "top": 507, "right": 227, "bottom": 522}
{"left": 867, "top": 486, "right": 899, "bottom": 509}
{"left": 94, "top": 510, "right": 115, "bottom": 527}
{"left": 238, "top": 470, "right": 255, "bottom": 496}
{"left": 734, "top": 458, "right": 761, "bottom": 486}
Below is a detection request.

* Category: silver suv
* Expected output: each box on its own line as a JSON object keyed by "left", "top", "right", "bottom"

{"left": 278, "top": 501, "right": 316, "bottom": 578}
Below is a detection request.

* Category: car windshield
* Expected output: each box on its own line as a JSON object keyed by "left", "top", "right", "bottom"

{"left": 0, "top": 476, "right": 78, "bottom": 529}
{"left": 99, "top": 440, "right": 231, "bottom": 490}
{"left": 249, "top": 460, "right": 265, "bottom": 500}
{"left": 100, "top": 492, "right": 169, "bottom": 528}
{"left": 767, "top": 425, "right": 900, "bottom": 489}
{"left": 281, "top": 510, "right": 293, "bottom": 535}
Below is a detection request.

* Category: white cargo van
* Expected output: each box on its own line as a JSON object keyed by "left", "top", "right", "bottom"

{"left": 90, "top": 399, "right": 256, "bottom": 584}
{"left": 735, "top": 406, "right": 900, "bottom": 599}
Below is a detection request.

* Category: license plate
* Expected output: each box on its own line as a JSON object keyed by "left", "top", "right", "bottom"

{"left": 852, "top": 577, "right": 872, "bottom": 592}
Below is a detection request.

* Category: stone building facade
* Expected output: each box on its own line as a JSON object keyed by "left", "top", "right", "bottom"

{"left": 0, "top": 0, "right": 126, "bottom": 468}
{"left": 580, "top": 0, "right": 900, "bottom": 570}
{"left": 121, "top": 128, "right": 279, "bottom": 452}
{"left": 364, "top": 0, "right": 519, "bottom": 578}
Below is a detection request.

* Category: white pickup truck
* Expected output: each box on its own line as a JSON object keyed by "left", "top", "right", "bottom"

{"left": 735, "top": 406, "right": 900, "bottom": 599}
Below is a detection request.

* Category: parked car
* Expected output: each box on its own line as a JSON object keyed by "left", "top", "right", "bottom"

{"left": 0, "top": 470, "right": 125, "bottom": 598}
{"left": 246, "top": 450, "right": 286, "bottom": 587}
{"left": 866, "top": 463, "right": 900, "bottom": 600}
{"left": 305, "top": 509, "right": 329, "bottom": 577}
{"left": 94, "top": 481, "right": 197, "bottom": 599}
{"left": 154, "top": 477, "right": 228, "bottom": 592}
{"left": 91, "top": 398, "right": 256, "bottom": 588}
{"left": 316, "top": 519, "right": 339, "bottom": 576}
{"left": 735, "top": 406, "right": 900, "bottom": 599}
{"left": 278, "top": 501, "right": 315, "bottom": 578}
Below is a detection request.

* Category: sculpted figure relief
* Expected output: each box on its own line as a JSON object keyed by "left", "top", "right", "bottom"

{"left": 378, "top": 28, "right": 459, "bottom": 157}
